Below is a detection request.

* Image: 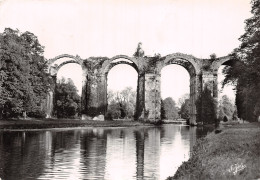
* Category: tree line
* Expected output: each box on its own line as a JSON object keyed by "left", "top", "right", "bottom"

{"left": 0, "top": 28, "right": 81, "bottom": 119}
{"left": 0, "top": 28, "right": 52, "bottom": 118}
{"left": 194, "top": 0, "right": 259, "bottom": 124}
{"left": 106, "top": 88, "right": 192, "bottom": 121}
{"left": 107, "top": 87, "right": 136, "bottom": 119}
{"left": 222, "top": 0, "right": 260, "bottom": 122}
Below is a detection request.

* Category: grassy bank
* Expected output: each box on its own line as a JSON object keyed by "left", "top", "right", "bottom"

{"left": 167, "top": 123, "right": 260, "bottom": 180}
{"left": 0, "top": 119, "right": 151, "bottom": 130}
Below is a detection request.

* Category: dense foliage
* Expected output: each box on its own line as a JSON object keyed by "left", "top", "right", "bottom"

{"left": 179, "top": 98, "right": 190, "bottom": 119}
{"left": 107, "top": 87, "right": 136, "bottom": 119}
{"left": 196, "top": 87, "right": 217, "bottom": 125}
{"left": 177, "top": 94, "right": 190, "bottom": 119}
{"left": 162, "top": 97, "right": 179, "bottom": 120}
{"left": 218, "top": 95, "right": 236, "bottom": 121}
{"left": 55, "top": 78, "right": 81, "bottom": 118}
{"left": 223, "top": 0, "right": 260, "bottom": 122}
{"left": 0, "top": 28, "right": 51, "bottom": 118}
{"left": 160, "top": 99, "right": 166, "bottom": 120}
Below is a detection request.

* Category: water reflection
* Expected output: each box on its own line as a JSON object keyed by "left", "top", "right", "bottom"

{"left": 0, "top": 125, "right": 212, "bottom": 180}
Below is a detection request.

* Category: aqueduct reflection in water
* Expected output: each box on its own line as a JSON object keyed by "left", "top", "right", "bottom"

{"left": 0, "top": 125, "right": 213, "bottom": 180}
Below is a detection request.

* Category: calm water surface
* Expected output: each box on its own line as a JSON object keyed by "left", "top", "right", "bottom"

{"left": 0, "top": 124, "right": 212, "bottom": 180}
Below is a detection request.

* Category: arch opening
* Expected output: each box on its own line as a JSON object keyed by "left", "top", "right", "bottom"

{"left": 159, "top": 55, "right": 198, "bottom": 124}
{"left": 161, "top": 64, "right": 190, "bottom": 121}
{"left": 46, "top": 55, "right": 84, "bottom": 119}
{"left": 55, "top": 63, "right": 83, "bottom": 119}
{"left": 106, "top": 64, "right": 138, "bottom": 120}
{"left": 57, "top": 63, "right": 83, "bottom": 95}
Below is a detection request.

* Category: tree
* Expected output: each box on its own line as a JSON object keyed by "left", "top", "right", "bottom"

{"left": 210, "top": 53, "right": 217, "bottom": 60}
{"left": 218, "top": 95, "right": 235, "bottom": 121}
{"left": 223, "top": 116, "right": 228, "bottom": 122}
{"left": 232, "top": 108, "right": 238, "bottom": 120}
{"left": 179, "top": 98, "right": 190, "bottom": 119}
{"left": 178, "top": 93, "right": 189, "bottom": 107}
{"left": 107, "top": 100, "right": 121, "bottom": 119}
{"left": 0, "top": 28, "right": 51, "bottom": 119}
{"left": 120, "top": 87, "right": 136, "bottom": 118}
{"left": 107, "top": 89, "right": 115, "bottom": 104}
{"left": 55, "top": 78, "right": 81, "bottom": 118}
{"left": 107, "top": 87, "right": 136, "bottom": 119}
{"left": 160, "top": 99, "right": 166, "bottom": 120}
{"left": 107, "top": 89, "right": 121, "bottom": 119}
{"left": 218, "top": 108, "right": 225, "bottom": 121}
{"left": 196, "top": 87, "right": 217, "bottom": 125}
{"left": 178, "top": 94, "right": 190, "bottom": 119}
{"left": 223, "top": 0, "right": 260, "bottom": 122}
{"left": 163, "top": 97, "right": 178, "bottom": 119}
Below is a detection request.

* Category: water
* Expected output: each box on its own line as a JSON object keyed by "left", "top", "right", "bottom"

{"left": 0, "top": 124, "right": 212, "bottom": 180}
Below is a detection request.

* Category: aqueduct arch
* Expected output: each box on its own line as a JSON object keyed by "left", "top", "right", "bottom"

{"left": 46, "top": 54, "right": 84, "bottom": 118}
{"left": 47, "top": 54, "right": 83, "bottom": 77}
{"left": 101, "top": 55, "right": 139, "bottom": 74}
{"left": 211, "top": 56, "right": 234, "bottom": 116}
{"left": 212, "top": 56, "right": 233, "bottom": 75}
{"left": 158, "top": 54, "right": 199, "bottom": 124}
{"left": 48, "top": 54, "right": 83, "bottom": 66}
{"left": 208, "top": 55, "right": 234, "bottom": 101}
{"left": 100, "top": 55, "right": 140, "bottom": 119}
{"left": 46, "top": 51, "right": 232, "bottom": 125}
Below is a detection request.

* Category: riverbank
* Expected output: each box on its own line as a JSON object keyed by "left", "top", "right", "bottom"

{"left": 167, "top": 122, "right": 260, "bottom": 180}
{"left": 0, "top": 119, "right": 152, "bottom": 130}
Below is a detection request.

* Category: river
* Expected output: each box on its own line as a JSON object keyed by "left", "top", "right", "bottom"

{"left": 0, "top": 124, "right": 212, "bottom": 180}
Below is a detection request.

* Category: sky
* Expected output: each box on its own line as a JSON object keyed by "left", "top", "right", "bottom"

{"left": 0, "top": 0, "right": 252, "bottom": 102}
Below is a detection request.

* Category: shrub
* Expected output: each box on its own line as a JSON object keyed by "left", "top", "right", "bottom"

{"left": 27, "top": 110, "right": 46, "bottom": 118}
{"left": 223, "top": 116, "right": 228, "bottom": 122}
{"left": 105, "top": 112, "right": 113, "bottom": 121}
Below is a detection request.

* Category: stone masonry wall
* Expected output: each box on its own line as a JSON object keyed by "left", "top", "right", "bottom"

{"left": 48, "top": 53, "right": 231, "bottom": 123}
{"left": 144, "top": 73, "right": 161, "bottom": 121}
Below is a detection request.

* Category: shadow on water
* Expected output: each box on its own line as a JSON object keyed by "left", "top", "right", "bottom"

{"left": 0, "top": 125, "right": 213, "bottom": 180}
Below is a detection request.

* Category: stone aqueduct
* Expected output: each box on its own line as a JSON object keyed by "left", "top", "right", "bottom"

{"left": 45, "top": 52, "right": 231, "bottom": 125}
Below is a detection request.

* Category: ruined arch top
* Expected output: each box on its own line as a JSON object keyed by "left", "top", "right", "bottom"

{"left": 47, "top": 53, "right": 233, "bottom": 77}
{"left": 211, "top": 56, "right": 233, "bottom": 74}
{"left": 47, "top": 54, "right": 83, "bottom": 75}
{"left": 56, "top": 60, "right": 83, "bottom": 72}
{"left": 48, "top": 54, "right": 83, "bottom": 65}
{"left": 159, "top": 53, "right": 200, "bottom": 75}
{"left": 101, "top": 55, "right": 139, "bottom": 76}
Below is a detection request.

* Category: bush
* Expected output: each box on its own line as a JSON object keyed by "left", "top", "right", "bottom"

{"left": 105, "top": 112, "right": 113, "bottom": 121}
{"left": 186, "top": 118, "right": 190, "bottom": 125}
{"left": 146, "top": 119, "right": 164, "bottom": 126}
{"left": 27, "top": 110, "right": 46, "bottom": 118}
{"left": 196, "top": 87, "right": 216, "bottom": 125}
{"left": 223, "top": 116, "right": 228, "bottom": 122}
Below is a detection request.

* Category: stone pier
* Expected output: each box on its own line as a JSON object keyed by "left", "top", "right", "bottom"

{"left": 144, "top": 73, "right": 161, "bottom": 121}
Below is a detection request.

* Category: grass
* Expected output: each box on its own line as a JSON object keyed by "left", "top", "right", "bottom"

{"left": 167, "top": 122, "right": 260, "bottom": 180}
{"left": 0, "top": 118, "right": 152, "bottom": 130}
